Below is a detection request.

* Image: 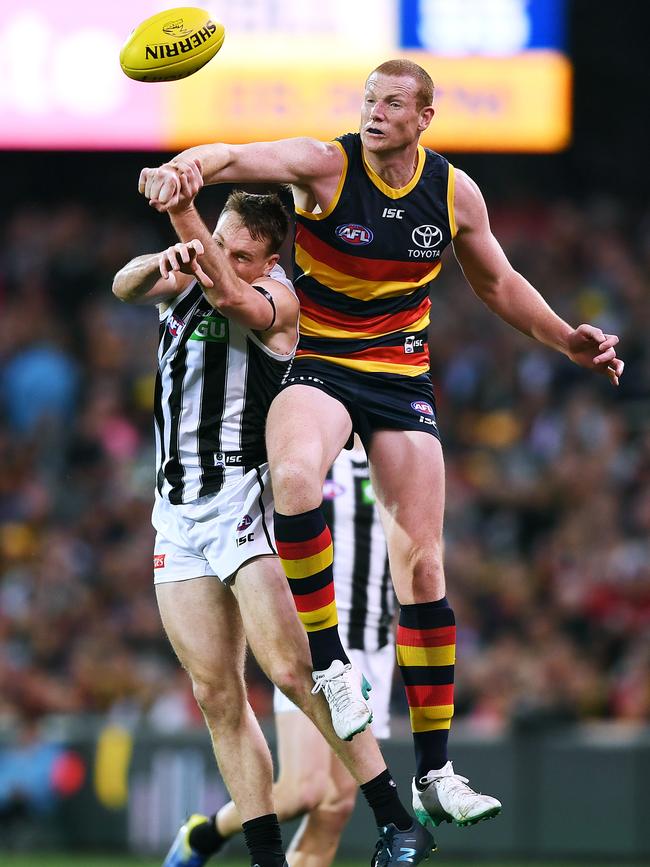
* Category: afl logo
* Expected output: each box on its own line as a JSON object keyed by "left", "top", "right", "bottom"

{"left": 336, "top": 224, "right": 374, "bottom": 246}
{"left": 411, "top": 400, "right": 434, "bottom": 416}
{"left": 236, "top": 514, "right": 253, "bottom": 531}
{"left": 411, "top": 225, "right": 442, "bottom": 249}
{"left": 168, "top": 314, "right": 184, "bottom": 336}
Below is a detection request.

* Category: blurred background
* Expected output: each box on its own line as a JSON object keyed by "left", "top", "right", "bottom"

{"left": 1, "top": 0, "right": 649, "bottom": 864}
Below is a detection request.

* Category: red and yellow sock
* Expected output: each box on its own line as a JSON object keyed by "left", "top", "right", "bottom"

{"left": 397, "top": 598, "right": 455, "bottom": 777}
{"left": 274, "top": 507, "right": 349, "bottom": 671}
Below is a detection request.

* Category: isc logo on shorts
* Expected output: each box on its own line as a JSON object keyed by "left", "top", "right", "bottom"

{"left": 153, "top": 554, "right": 166, "bottom": 569}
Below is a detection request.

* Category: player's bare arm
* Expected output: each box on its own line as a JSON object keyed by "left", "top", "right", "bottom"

{"left": 139, "top": 138, "right": 344, "bottom": 216}
{"left": 112, "top": 252, "right": 192, "bottom": 305}
{"left": 452, "top": 169, "right": 624, "bottom": 385}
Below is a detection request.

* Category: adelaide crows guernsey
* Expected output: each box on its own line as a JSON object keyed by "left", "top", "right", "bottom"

{"left": 293, "top": 132, "right": 457, "bottom": 377}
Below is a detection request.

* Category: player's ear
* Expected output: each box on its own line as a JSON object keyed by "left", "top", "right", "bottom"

{"left": 418, "top": 106, "right": 435, "bottom": 132}
{"left": 263, "top": 253, "right": 280, "bottom": 275}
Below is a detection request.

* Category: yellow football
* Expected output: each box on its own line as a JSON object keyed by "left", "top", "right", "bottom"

{"left": 119, "top": 7, "right": 225, "bottom": 82}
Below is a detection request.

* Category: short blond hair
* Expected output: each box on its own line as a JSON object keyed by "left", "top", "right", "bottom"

{"left": 368, "top": 59, "right": 434, "bottom": 110}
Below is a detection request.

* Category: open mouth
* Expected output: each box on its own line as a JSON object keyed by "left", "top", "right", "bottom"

{"left": 365, "top": 127, "right": 384, "bottom": 136}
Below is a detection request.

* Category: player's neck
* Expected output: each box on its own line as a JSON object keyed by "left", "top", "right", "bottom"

{"left": 362, "top": 143, "right": 420, "bottom": 190}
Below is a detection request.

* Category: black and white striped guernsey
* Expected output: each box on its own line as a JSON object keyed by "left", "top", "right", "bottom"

{"left": 322, "top": 448, "right": 396, "bottom": 652}
{"left": 154, "top": 264, "right": 296, "bottom": 505}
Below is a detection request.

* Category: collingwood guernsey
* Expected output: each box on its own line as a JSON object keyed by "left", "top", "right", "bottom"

{"left": 154, "top": 264, "right": 296, "bottom": 504}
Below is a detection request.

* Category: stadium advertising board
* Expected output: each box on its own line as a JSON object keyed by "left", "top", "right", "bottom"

{"left": 0, "top": 0, "right": 570, "bottom": 152}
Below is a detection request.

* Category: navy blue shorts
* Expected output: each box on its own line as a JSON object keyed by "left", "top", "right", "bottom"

{"left": 281, "top": 357, "right": 441, "bottom": 452}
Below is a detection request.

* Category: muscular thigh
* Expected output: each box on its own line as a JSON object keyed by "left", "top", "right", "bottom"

{"left": 368, "top": 429, "right": 446, "bottom": 603}
{"left": 156, "top": 576, "right": 245, "bottom": 682}
{"left": 266, "top": 385, "right": 352, "bottom": 488}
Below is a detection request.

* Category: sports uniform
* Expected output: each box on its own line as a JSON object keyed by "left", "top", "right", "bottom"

{"left": 152, "top": 264, "right": 296, "bottom": 584}
{"left": 283, "top": 132, "right": 456, "bottom": 447}
{"left": 274, "top": 446, "right": 396, "bottom": 737}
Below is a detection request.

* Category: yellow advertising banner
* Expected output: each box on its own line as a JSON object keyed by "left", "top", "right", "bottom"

{"left": 165, "top": 48, "right": 571, "bottom": 153}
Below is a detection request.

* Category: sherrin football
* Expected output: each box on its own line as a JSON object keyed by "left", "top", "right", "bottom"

{"left": 120, "top": 7, "right": 225, "bottom": 82}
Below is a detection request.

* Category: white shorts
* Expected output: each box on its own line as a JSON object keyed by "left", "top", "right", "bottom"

{"left": 273, "top": 641, "right": 395, "bottom": 739}
{"left": 152, "top": 465, "right": 276, "bottom": 585}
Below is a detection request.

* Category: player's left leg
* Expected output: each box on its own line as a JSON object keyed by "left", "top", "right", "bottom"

{"left": 233, "top": 554, "right": 434, "bottom": 863}
{"left": 286, "top": 751, "right": 358, "bottom": 867}
{"left": 369, "top": 429, "right": 502, "bottom": 829}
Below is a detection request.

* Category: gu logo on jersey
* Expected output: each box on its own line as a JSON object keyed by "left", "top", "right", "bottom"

{"left": 190, "top": 315, "right": 229, "bottom": 342}
{"left": 236, "top": 514, "right": 253, "bottom": 532}
{"left": 322, "top": 480, "right": 345, "bottom": 500}
{"left": 404, "top": 335, "right": 425, "bottom": 354}
{"left": 153, "top": 554, "right": 166, "bottom": 569}
{"left": 361, "top": 479, "right": 376, "bottom": 505}
{"left": 336, "top": 224, "right": 374, "bottom": 246}
{"left": 168, "top": 314, "right": 185, "bottom": 337}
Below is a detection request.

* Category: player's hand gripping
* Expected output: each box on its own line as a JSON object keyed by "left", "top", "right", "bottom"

{"left": 566, "top": 324, "right": 624, "bottom": 386}
{"left": 159, "top": 240, "right": 214, "bottom": 287}
{"left": 140, "top": 157, "right": 203, "bottom": 212}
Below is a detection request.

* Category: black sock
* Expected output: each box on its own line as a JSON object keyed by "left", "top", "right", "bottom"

{"left": 361, "top": 769, "right": 413, "bottom": 831}
{"left": 188, "top": 814, "right": 226, "bottom": 856}
{"left": 242, "top": 813, "right": 285, "bottom": 867}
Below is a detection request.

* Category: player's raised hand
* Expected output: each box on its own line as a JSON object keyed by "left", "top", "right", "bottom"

{"left": 139, "top": 164, "right": 182, "bottom": 212}
{"left": 173, "top": 157, "right": 204, "bottom": 207}
{"left": 566, "top": 324, "right": 624, "bottom": 386}
{"left": 158, "top": 240, "right": 214, "bottom": 287}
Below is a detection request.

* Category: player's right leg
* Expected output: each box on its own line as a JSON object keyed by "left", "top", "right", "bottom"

{"left": 266, "top": 383, "right": 373, "bottom": 740}
{"left": 155, "top": 573, "right": 283, "bottom": 867}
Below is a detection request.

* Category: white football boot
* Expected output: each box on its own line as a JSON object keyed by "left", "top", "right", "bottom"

{"left": 311, "top": 659, "right": 373, "bottom": 740}
{"left": 412, "top": 761, "right": 502, "bottom": 829}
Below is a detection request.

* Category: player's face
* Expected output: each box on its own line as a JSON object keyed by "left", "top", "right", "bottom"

{"left": 213, "top": 211, "right": 277, "bottom": 283}
{"left": 360, "top": 73, "right": 434, "bottom": 154}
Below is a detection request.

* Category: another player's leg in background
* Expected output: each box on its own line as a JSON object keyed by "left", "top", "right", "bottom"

{"left": 211, "top": 656, "right": 332, "bottom": 841}
{"left": 156, "top": 576, "right": 285, "bottom": 867}
{"left": 369, "top": 429, "right": 502, "bottom": 829}
{"left": 267, "top": 386, "right": 373, "bottom": 740}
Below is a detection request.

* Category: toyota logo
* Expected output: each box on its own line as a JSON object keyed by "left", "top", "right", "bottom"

{"left": 411, "top": 225, "right": 443, "bottom": 249}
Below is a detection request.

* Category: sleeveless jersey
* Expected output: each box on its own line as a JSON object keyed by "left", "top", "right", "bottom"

{"left": 293, "top": 132, "right": 456, "bottom": 377}
{"left": 322, "top": 448, "right": 395, "bottom": 652}
{"left": 154, "top": 264, "right": 296, "bottom": 505}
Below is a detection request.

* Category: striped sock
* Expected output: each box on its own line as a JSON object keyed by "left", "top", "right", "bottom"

{"left": 274, "top": 507, "right": 349, "bottom": 671}
{"left": 397, "top": 598, "right": 455, "bottom": 778}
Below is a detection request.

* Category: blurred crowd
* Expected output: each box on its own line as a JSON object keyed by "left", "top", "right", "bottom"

{"left": 0, "top": 187, "right": 648, "bottom": 737}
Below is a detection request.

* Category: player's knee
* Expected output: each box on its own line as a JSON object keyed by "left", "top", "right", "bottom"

{"left": 275, "top": 772, "right": 327, "bottom": 818}
{"left": 270, "top": 458, "right": 321, "bottom": 505}
{"left": 190, "top": 672, "right": 246, "bottom": 726}
{"left": 269, "top": 665, "right": 310, "bottom": 708}
{"left": 404, "top": 544, "right": 445, "bottom": 600}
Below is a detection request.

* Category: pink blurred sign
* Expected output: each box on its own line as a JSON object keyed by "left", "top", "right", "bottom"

{"left": 0, "top": 1, "right": 171, "bottom": 149}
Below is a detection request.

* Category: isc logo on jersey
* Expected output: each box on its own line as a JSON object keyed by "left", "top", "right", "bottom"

{"left": 190, "top": 315, "right": 229, "bottom": 342}
{"left": 336, "top": 224, "right": 373, "bottom": 246}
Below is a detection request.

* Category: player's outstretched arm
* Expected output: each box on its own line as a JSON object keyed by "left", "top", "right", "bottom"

{"left": 452, "top": 170, "right": 624, "bottom": 385}
{"left": 112, "top": 252, "right": 192, "bottom": 305}
{"left": 139, "top": 138, "right": 343, "bottom": 214}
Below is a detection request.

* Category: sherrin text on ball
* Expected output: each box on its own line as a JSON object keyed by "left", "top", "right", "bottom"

{"left": 120, "top": 7, "right": 225, "bottom": 82}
